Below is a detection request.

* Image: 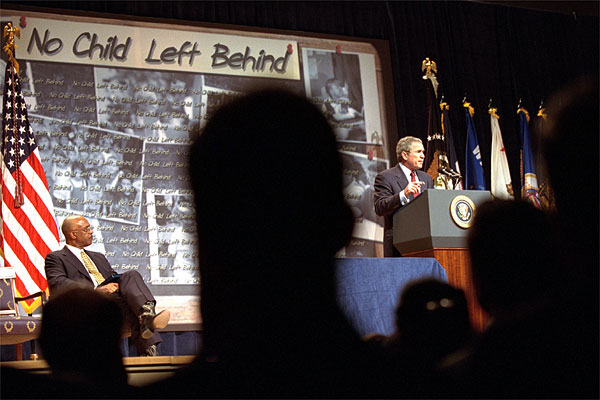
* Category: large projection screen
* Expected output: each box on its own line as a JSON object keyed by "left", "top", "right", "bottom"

{"left": 1, "top": 8, "right": 396, "bottom": 328}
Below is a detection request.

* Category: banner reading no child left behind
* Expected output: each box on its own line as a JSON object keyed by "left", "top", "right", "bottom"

{"left": 12, "top": 17, "right": 300, "bottom": 80}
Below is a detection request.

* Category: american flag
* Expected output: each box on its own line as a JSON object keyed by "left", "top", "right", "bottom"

{"left": 1, "top": 61, "right": 60, "bottom": 314}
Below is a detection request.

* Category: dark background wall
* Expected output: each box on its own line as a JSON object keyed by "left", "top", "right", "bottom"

{"left": 3, "top": 0, "right": 598, "bottom": 193}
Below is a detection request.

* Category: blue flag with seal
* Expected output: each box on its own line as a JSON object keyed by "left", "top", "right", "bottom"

{"left": 518, "top": 107, "right": 541, "bottom": 208}
{"left": 464, "top": 102, "right": 486, "bottom": 190}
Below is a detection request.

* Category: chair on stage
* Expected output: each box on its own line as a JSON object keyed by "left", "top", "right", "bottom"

{"left": 0, "top": 267, "right": 45, "bottom": 361}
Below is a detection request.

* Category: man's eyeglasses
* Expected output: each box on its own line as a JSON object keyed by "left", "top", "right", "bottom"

{"left": 75, "top": 226, "right": 94, "bottom": 233}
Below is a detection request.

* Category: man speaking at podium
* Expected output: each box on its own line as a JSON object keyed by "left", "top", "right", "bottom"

{"left": 374, "top": 136, "right": 434, "bottom": 257}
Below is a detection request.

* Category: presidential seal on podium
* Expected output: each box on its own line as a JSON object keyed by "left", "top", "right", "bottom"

{"left": 450, "top": 195, "right": 476, "bottom": 229}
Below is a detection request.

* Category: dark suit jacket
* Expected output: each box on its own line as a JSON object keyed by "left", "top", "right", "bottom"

{"left": 373, "top": 165, "right": 434, "bottom": 257}
{"left": 45, "top": 247, "right": 116, "bottom": 294}
{"left": 44, "top": 246, "right": 161, "bottom": 354}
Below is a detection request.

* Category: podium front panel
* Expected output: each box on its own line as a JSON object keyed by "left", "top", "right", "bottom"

{"left": 393, "top": 190, "right": 491, "bottom": 254}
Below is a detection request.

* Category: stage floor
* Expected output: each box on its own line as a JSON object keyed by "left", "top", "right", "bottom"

{"left": 1, "top": 356, "right": 196, "bottom": 386}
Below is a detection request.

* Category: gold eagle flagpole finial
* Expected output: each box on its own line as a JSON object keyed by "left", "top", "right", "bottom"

{"left": 421, "top": 57, "right": 437, "bottom": 77}
{"left": 421, "top": 57, "right": 439, "bottom": 97}
{"left": 3, "top": 22, "right": 21, "bottom": 74}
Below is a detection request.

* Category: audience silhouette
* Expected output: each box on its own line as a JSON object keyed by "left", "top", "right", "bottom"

{"left": 1, "top": 287, "right": 132, "bottom": 398}
{"left": 540, "top": 77, "right": 598, "bottom": 397}
{"left": 138, "top": 89, "right": 388, "bottom": 398}
{"left": 39, "top": 287, "right": 129, "bottom": 394}
{"left": 542, "top": 76, "right": 599, "bottom": 289}
{"left": 467, "top": 200, "right": 562, "bottom": 319}
{"left": 365, "top": 278, "right": 472, "bottom": 397}
{"left": 389, "top": 279, "right": 471, "bottom": 365}
{"left": 441, "top": 198, "right": 596, "bottom": 397}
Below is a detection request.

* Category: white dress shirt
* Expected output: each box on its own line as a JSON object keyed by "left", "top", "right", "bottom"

{"left": 398, "top": 163, "right": 421, "bottom": 205}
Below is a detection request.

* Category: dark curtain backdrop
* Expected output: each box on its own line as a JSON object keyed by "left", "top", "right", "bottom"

{"left": 3, "top": 0, "right": 599, "bottom": 193}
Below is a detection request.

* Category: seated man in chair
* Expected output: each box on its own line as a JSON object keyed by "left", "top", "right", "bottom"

{"left": 44, "top": 215, "right": 170, "bottom": 356}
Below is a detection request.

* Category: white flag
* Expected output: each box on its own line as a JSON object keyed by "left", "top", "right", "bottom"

{"left": 489, "top": 109, "right": 514, "bottom": 199}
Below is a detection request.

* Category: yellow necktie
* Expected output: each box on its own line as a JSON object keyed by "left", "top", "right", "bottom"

{"left": 80, "top": 250, "right": 105, "bottom": 285}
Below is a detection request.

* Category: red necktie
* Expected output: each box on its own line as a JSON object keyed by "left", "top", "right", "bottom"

{"left": 411, "top": 171, "right": 420, "bottom": 197}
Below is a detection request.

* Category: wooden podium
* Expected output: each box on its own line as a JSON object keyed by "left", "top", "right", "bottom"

{"left": 393, "top": 189, "right": 492, "bottom": 331}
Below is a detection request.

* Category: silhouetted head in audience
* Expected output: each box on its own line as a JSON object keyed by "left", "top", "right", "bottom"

{"left": 467, "top": 200, "right": 561, "bottom": 319}
{"left": 391, "top": 278, "right": 471, "bottom": 360}
{"left": 189, "top": 89, "right": 354, "bottom": 359}
{"left": 542, "top": 76, "right": 598, "bottom": 284}
{"left": 538, "top": 76, "right": 598, "bottom": 399}
{"left": 40, "top": 287, "right": 126, "bottom": 388}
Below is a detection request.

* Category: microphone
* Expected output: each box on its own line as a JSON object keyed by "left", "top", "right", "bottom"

{"left": 439, "top": 167, "right": 461, "bottom": 178}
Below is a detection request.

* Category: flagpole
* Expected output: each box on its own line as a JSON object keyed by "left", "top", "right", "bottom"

{"left": 9, "top": 61, "right": 25, "bottom": 208}
{"left": 517, "top": 105, "right": 541, "bottom": 208}
{"left": 422, "top": 57, "right": 456, "bottom": 189}
{"left": 1, "top": 22, "right": 60, "bottom": 314}
{"left": 3, "top": 23, "right": 25, "bottom": 208}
